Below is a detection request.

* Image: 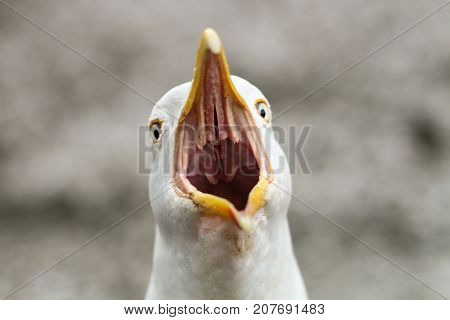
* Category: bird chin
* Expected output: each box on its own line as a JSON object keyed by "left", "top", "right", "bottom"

{"left": 172, "top": 29, "right": 273, "bottom": 231}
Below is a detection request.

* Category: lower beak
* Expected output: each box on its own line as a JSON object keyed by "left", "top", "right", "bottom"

{"left": 174, "top": 28, "right": 272, "bottom": 231}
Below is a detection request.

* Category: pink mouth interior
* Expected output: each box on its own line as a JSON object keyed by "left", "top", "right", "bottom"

{"left": 179, "top": 52, "right": 260, "bottom": 210}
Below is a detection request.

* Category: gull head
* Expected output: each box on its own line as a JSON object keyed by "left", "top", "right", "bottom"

{"left": 147, "top": 29, "right": 292, "bottom": 237}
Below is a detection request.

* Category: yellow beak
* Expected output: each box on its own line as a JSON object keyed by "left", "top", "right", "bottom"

{"left": 174, "top": 28, "right": 272, "bottom": 231}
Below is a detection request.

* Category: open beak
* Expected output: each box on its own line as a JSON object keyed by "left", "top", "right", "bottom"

{"left": 173, "top": 28, "right": 272, "bottom": 231}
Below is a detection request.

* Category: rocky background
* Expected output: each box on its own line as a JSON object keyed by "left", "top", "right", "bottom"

{"left": 1, "top": 0, "right": 449, "bottom": 299}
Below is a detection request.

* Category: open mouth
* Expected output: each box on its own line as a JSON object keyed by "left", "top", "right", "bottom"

{"left": 173, "top": 29, "right": 272, "bottom": 229}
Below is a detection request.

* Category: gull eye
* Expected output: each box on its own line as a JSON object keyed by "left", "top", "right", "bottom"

{"left": 149, "top": 121, "right": 162, "bottom": 143}
{"left": 256, "top": 100, "right": 270, "bottom": 122}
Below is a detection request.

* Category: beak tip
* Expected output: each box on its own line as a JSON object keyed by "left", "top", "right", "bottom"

{"left": 236, "top": 215, "right": 254, "bottom": 233}
{"left": 202, "top": 28, "right": 222, "bottom": 54}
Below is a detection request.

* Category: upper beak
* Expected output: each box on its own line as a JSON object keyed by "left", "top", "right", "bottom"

{"left": 179, "top": 28, "right": 246, "bottom": 123}
{"left": 174, "top": 28, "right": 271, "bottom": 232}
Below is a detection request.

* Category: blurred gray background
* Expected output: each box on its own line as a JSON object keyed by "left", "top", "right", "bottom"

{"left": 1, "top": 0, "right": 449, "bottom": 299}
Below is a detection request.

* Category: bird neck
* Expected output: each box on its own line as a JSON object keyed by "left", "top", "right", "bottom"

{"left": 146, "top": 216, "right": 307, "bottom": 299}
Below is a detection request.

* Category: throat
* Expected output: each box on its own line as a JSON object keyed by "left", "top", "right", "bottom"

{"left": 186, "top": 138, "right": 259, "bottom": 210}
{"left": 147, "top": 217, "right": 305, "bottom": 299}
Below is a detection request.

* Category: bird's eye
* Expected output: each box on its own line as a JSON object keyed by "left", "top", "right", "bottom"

{"left": 149, "top": 121, "right": 162, "bottom": 143}
{"left": 256, "top": 101, "right": 270, "bottom": 122}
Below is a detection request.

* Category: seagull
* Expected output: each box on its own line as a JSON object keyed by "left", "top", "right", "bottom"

{"left": 145, "top": 28, "right": 308, "bottom": 299}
